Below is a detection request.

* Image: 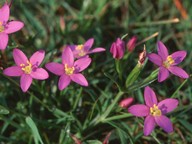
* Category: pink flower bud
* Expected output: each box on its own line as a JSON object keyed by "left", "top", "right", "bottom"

{"left": 110, "top": 38, "right": 125, "bottom": 59}
{"left": 119, "top": 97, "right": 134, "bottom": 108}
{"left": 127, "top": 36, "right": 137, "bottom": 52}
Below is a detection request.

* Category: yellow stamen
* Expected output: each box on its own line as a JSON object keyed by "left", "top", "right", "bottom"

{"left": 163, "top": 55, "right": 174, "bottom": 68}
{"left": 20, "top": 61, "right": 32, "bottom": 74}
{"left": 64, "top": 64, "right": 74, "bottom": 75}
{"left": 76, "top": 44, "right": 84, "bottom": 50}
{"left": 150, "top": 104, "right": 162, "bottom": 116}
{"left": 0, "top": 21, "right": 4, "bottom": 32}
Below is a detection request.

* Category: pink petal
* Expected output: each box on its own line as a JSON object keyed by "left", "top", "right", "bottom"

{"left": 83, "top": 38, "right": 94, "bottom": 51}
{"left": 30, "top": 68, "right": 49, "bottom": 80}
{"left": 30, "top": 50, "right": 45, "bottom": 66}
{"left": 144, "top": 86, "right": 158, "bottom": 107}
{"left": 155, "top": 115, "right": 173, "bottom": 133}
{"left": 4, "top": 21, "right": 24, "bottom": 34}
{"left": 0, "top": 33, "right": 8, "bottom": 50}
{"left": 157, "top": 41, "right": 169, "bottom": 61}
{"left": 158, "top": 66, "right": 169, "bottom": 82}
{"left": 3, "top": 66, "right": 23, "bottom": 76}
{"left": 70, "top": 73, "right": 88, "bottom": 86}
{"left": 13, "top": 48, "right": 28, "bottom": 66}
{"left": 144, "top": 115, "right": 156, "bottom": 136}
{"left": 168, "top": 66, "right": 189, "bottom": 79}
{"left": 128, "top": 104, "right": 149, "bottom": 117}
{"left": 45, "top": 62, "right": 64, "bottom": 76}
{"left": 0, "top": 4, "right": 9, "bottom": 22}
{"left": 170, "top": 51, "right": 187, "bottom": 65}
{"left": 147, "top": 53, "right": 162, "bottom": 66}
{"left": 20, "top": 74, "right": 32, "bottom": 92}
{"left": 88, "top": 47, "right": 106, "bottom": 54}
{"left": 58, "top": 74, "right": 71, "bottom": 90}
{"left": 62, "top": 47, "right": 74, "bottom": 66}
{"left": 158, "top": 98, "right": 178, "bottom": 114}
{"left": 74, "top": 57, "right": 91, "bottom": 72}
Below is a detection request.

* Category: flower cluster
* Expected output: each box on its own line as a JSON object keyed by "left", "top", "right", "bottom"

{"left": 1, "top": 2, "right": 190, "bottom": 139}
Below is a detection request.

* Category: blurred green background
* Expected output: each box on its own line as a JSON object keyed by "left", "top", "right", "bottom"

{"left": 0, "top": 0, "right": 192, "bottom": 143}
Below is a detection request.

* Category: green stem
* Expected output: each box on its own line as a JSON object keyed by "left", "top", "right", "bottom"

{"left": 127, "top": 69, "right": 158, "bottom": 92}
{"left": 98, "top": 91, "right": 124, "bottom": 123}
{"left": 102, "top": 113, "right": 132, "bottom": 122}
{"left": 171, "top": 79, "right": 188, "bottom": 98}
{"left": 73, "top": 87, "right": 83, "bottom": 110}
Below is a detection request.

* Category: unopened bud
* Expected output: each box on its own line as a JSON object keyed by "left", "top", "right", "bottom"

{"left": 119, "top": 97, "right": 134, "bottom": 108}
{"left": 138, "top": 45, "right": 146, "bottom": 66}
{"left": 127, "top": 36, "right": 137, "bottom": 52}
{"left": 110, "top": 38, "right": 125, "bottom": 59}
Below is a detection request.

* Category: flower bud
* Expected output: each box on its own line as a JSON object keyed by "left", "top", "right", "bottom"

{"left": 138, "top": 45, "right": 146, "bottom": 66}
{"left": 127, "top": 36, "right": 137, "bottom": 52}
{"left": 119, "top": 97, "right": 134, "bottom": 108}
{"left": 110, "top": 38, "right": 125, "bottom": 59}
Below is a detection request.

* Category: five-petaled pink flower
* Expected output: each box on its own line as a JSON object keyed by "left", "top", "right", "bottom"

{"left": 0, "top": 4, "right": 24, "bottom": 50}
{"left": 148, "top": 41, "right": 189, "bottom": 82}
{"left": 69, "top": 38, "right": 105, "bottom": 58}
{"left": 110, "top": 38, "right": 125, "bottom": 59}
{"left": 128, "top": 86, "right": 178, "bottom": 136}
{"left": 45, "top": 47, "right": 91, "bottom": 90}
{"left": 3, "top": 48, "right": 49, "bottom": 92}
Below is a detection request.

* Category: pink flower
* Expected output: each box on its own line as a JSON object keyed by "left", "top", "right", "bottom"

{"left": 110, "top": 38, "right": 125, "bottom": 59}
{"left": 3, "top": 48, "right": 49, "bottom": 92}
{"left": 69, "top": 38, "right": 105, "bottom": 58}
{"left": 119, "top": 97, "right": 134, "bottom": 108}
{"left": 128, "top": 86, "right": 178, "bottom": 136}
{"left": 0, "top": 4, "right": 24, "bottom": 50}
{"left": 148, "top": 41, "right": 189, "bottom": 82}
{"left": 45, "top": 47, "right": 91, "bottom": 90}
{"left": 127, "top": 36, "right": 137, "bottom": 52}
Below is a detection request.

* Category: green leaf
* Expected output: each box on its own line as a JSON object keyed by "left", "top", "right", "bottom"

{"left": 0, "top": 105, "right": 9, "bottom": 115}
{"left": 179, "top": 119, "right": 192, "bottom": 133}
{"left": 86, "top": 140, "right": 102, "bottom": 144}
{"left": 26, "top": 117, "right": 44, "bottom": 144}
{"left": 125, "top": 63, "right": 142, "bottom": 88}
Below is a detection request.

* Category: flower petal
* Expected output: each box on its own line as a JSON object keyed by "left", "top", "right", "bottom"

{"left": 0, "top": 33, "right": 8, "bottom": 50}
{"left": 30, "top": 50, "right": 45, "bottom": 66}
{"left": 147, "top": 53, "right": 162, "bottom": 66}
{"left": 70, "top": 73, "right": 88, "bottom": 86}
{"left": 144, "top": 115, "right": 156, "bottom": 136}
{"left": 158, "top": 66, "right": 169, "bottom": 82}
{"left": 62, "top": 47, "right": 74, "bottom": 66}
{"left": 170, "top": 51, "right": 187, "bottom": 65}
{"left": 20, "top": 74, "right": 32, "bottom": 92}
{"left": 88, "top": 47, "right": 106, "bottom": 54}
{"left": 45, "top": 62, "right": 64, "bottom": 76}
{"left": 157, "top": 41, "right": 169, "bottom": 60}
{"left": 30, "top": 68, "right": 49, "bottom": 80}
{"left": 128, "top": 104, "right": 149, "bottom": 117}
{"left": 155, "top": 115, "right": 173, "bottom": 133}
{"left": 58, "top": 74, "right": 71, "bottom": 90}
{"left": 83, "top": 38, "right": 94, "bottom": 51}
{"left": 13, "top": 48, "right": 28, "bottom": 66}
{"left": 3, "top": 66, "right": 23, "bottom": 76}
{"left": 144, "top": 86, "right": 158, "bottom": 107}
{"left": 74, "top": 57, "right": 91, "bottom": 72}
{"left": 0, "top": 4, "right": 9, "bottom": 22}
{"left": 158, "top": 98, "right": 178, "bottom": 114}
{"left": 168, "top": 66, "right": 189, "bottom": 79}
{"left": 4, "top": 21, "right": 24, "bottom": 34}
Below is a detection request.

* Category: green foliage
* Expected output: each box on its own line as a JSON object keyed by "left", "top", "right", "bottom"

{"left": 0, "top": 0, "right": 192, "bottom": 143}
